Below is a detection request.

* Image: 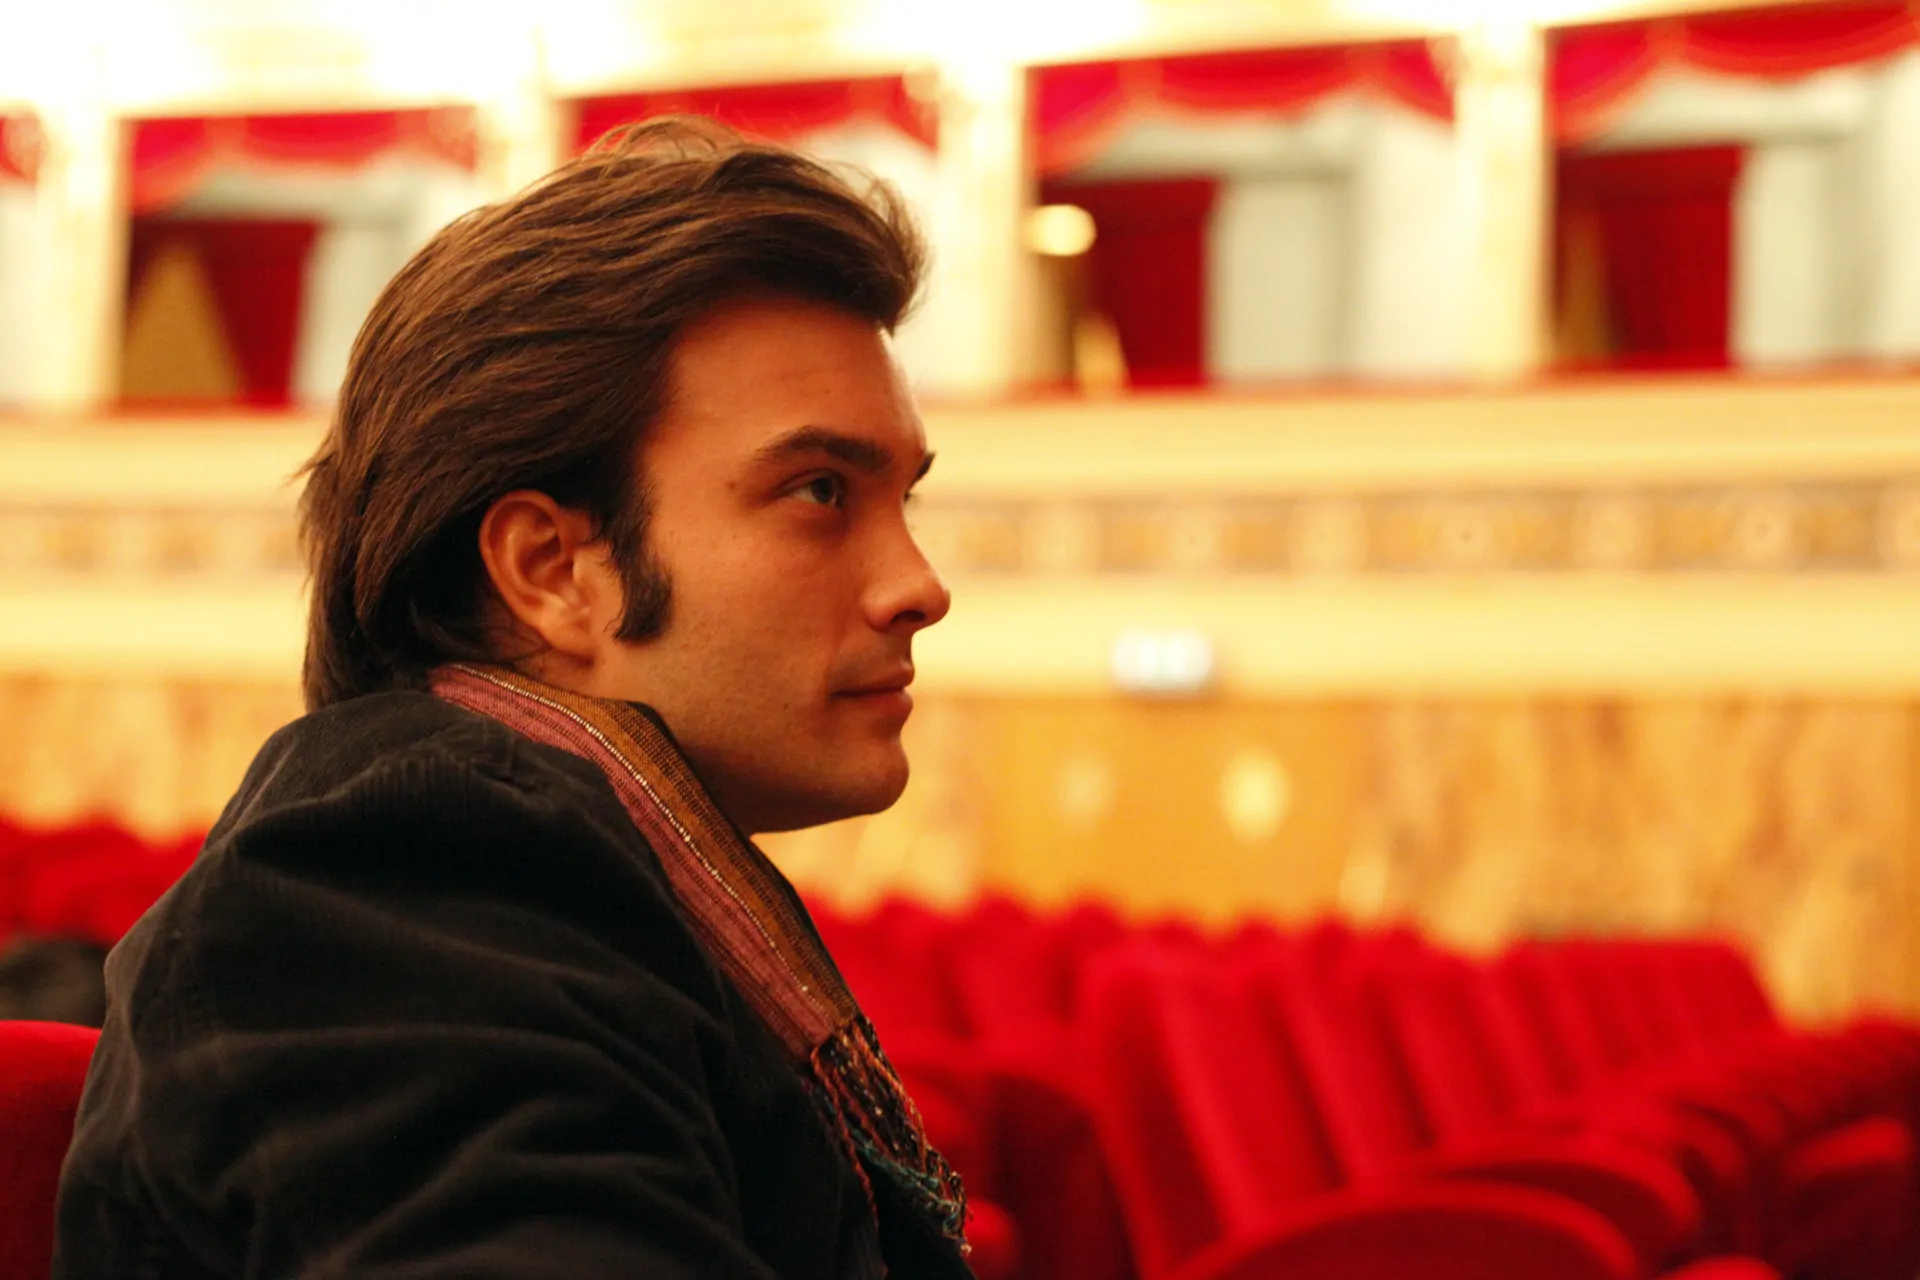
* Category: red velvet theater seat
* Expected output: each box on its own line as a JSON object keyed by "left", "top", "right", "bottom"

{"left": 1247, "top": 939, "right": 1713, "bottom": 1277}
{"left": 1383, "top": 947, "right": 1764, "bottom": 1256}
{"left": 1503, "top": 940, "right": 1920, "bottom": 1279}
{"left": 0, "top": 1021, "right": 98, "bottom": 1280}
{"left": 1075, "top": 943, "right": 1775, "bottom": 1280}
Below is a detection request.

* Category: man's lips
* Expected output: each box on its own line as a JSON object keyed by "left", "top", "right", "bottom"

{"left": 835, "top": 667, "right": 915, "bottom": 697}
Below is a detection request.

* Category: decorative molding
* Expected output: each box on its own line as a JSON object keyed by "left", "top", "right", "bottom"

{"left": 6, "top": 381, "right": 1920, "bottom": 688}
{"left": 922, "top": 478, "right": 1920, "bottom": 577}
{"left": 7, "top": 476, "right": 1920, "bottom": 583}
{"left": 0, "top": 504, "right": 302, "bottom": 579}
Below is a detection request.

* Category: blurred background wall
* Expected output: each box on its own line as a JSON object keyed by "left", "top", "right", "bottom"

{"left": 2, "top": 0, "right": 1919, "bottom": 1025}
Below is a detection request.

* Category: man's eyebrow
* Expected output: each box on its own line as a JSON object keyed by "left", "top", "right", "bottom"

{"left": 752, "top": 425, "right": 934, "bottom": 481}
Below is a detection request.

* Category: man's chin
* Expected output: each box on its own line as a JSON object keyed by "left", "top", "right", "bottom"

{"left": 752, "top": 759, "right": 910, "bottom": 834}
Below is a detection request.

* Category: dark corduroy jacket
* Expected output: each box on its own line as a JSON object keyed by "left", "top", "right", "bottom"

{"left": 53, "top": 692, "right": 973, "bottom": 1280}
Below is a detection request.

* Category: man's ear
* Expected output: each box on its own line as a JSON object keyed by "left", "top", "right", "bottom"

{"left": 476, "top": 491, "right": 619, "bottom": 661}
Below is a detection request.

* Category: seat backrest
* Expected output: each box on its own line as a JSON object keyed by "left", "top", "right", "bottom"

{"left": 0, "top": 824, "right": 137, "bottom": 945}
{"left": 1247, "top": 938, "right": 1437, "bottom": 1185}
{"left": 815, "top": 900, "right": 966, "bottom": 1041}
{"left": 947, "top": 897, "right": 1076, "bottom": 1046}
{"left": 868, "top": 899, "right": 970, "bottom": 1037}
{"left": 0, "top": 1021, "right": 99, "bottom": 1280}
{"left": 1375, "top": 951, "right": 1522, "bottom": 1148}
{"left": 1616, "top": 941, "right": 1715, "bottom": 1061}
{"left": 1078, "top": 947, "right": 1238, "bottom": 1280}
{"left": 1498, "top": 945, "right": 1618, "bottom": 1091}
{"left": 1461, "top": 956, "right": 1581, "bottom": 1114}
{"left": 1556, "top": 941, "right": 1665, "bottom": 1070}
{"left": 1078, "top": 944, "right": 1342, "bottom": 1280}
{"left": 1692, "top": 940, "right": 1781, "bottom": 1034}
{"left": 1055, "top": 902, "right": 1127, "bottom": 1017}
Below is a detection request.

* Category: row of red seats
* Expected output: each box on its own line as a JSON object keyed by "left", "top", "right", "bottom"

{"left": 7, "top": 814, "right": 1917, "bottom": 1280}
{"left": 0, "top": 818, "right": 200, "bottom": 951}
{"left": 808, "top": 897, "right": 1920, "bottom": 1280}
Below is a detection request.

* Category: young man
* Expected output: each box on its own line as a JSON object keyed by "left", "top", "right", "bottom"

{"left": 54, "top": 120, "right": 969, "bottom": 1279}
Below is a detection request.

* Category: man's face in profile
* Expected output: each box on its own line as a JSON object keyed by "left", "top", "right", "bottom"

{"left": 597, "top": 294, "right": 950, "bottom": 834}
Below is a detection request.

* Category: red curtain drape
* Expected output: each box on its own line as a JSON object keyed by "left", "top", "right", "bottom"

{"left": 1033, "top": 39, "right": 1454, "bottom": 175}
{"left": 126, "top": 218, "right": 319, "bottom": 405}
{"left": 573, "top": 75, "right": 937, "bottom": 154}
{"left": 1550, "top": 1, "right": 1920, "bottom": 141}
{"left": 1555, "top": 146, "right": 1744, "bottom": 369}
{"left": 1, "top": 115, "right": 38, "bottom": 183}
{"left": 1045, "top": 177, "right": 1218, "bottom": 387}
{"left": 128, "top": 109, "right": 478, "bottom": 212}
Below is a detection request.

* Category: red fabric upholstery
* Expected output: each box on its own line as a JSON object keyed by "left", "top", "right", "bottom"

{"left": 890, "top": 1055, "right": 1021, "bottom": 1280}
{"left": 1056, "top": 901, "right": 1127, "bottom": 972}
{"left": 833, "top": 899, "right": 1137, "bottom": 1280}
{"left": 1661, "top": 1262, "right": 1778, "bottom": 1280}
{"left": 977, "top": 1063, "right": 1138, "bottom": 1280}
{"left": 5, "top": 822, "right": 151, "bottom": 946}
{"left": 894, "top": 1025, "right": 1139, "bottom": 1280}
{"left": 1165, "top": 1179, "right": 1640, "bottom": 1280}
{"left": 0, "top": 1022, "right": 99, "bottom": 1280}
{"left": 946, "top": 896, "right": 1075, "bottom": 1044}
{"left": 1772, "top": 1117, "right": 1920, "bottom": 1279}
{"left": 960, "top": 1200, "right": 1020, "bottom": 1280}
{"left": 1442, "top": 950, "right": 1764, "bottom": 1254}
{"left": 1078, "top": 947, "right": 1272, "bottom": 1275}
{"left": 1255, "top": 941, "right": 1706, "bottom": 1275}
{"left": 15, "top": 831, "right": 196, "bottom": 948}
{"left": 1501, "top": 939, "right": 1920, "bottom": 1277}
{"left": 1078, "top": 944, "right": 1671, "bottom": 1280}
{"left": 813, "top": 899, "right": 963, "bottom": 1042}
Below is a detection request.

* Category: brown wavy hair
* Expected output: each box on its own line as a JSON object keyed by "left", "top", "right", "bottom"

{"left": 297, "top": 118, "right": 927, "bottom": 709}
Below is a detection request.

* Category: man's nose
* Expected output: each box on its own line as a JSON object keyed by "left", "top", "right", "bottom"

{"left": 869, "top": 529, "right": 952, "bottom": 633}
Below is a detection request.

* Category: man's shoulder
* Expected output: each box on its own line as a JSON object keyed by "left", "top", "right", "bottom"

{"left": 116, "top": 689, "right": 702, "bottom": 1027}
{"left": 226, "top": 689, "right": 609, "bottom": 832}
{"left": 62, "top": 703, "right": 775, "bottom": 1280}
{"left": 140, "top": 690, "right": 667, "bottom": 964}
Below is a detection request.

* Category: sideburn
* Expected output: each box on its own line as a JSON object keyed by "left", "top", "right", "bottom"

{"left": 608, "top": 492, "right": 673, "bottom": 642}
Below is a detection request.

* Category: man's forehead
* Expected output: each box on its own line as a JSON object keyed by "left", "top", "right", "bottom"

{"left": 662, "top": 299, "right": 920, "bottom": 428}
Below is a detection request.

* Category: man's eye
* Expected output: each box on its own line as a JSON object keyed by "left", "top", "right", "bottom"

{"left": 793, "top": 474, "right": 846, "bottom": 508}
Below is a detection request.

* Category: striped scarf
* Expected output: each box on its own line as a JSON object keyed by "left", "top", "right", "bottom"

{"left": 430, "top": 663, "right": 969, "bottom": 1251}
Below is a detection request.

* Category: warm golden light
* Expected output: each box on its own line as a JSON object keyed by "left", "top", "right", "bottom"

{"left": 1346, "top": 0, "right": 1596, "bottom": 25}
{"left": 849, "top": 0, "right": 1149, "bottom": 67}
{"left": 1026, "top": 203, "right": 1097, "bottom": 257}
